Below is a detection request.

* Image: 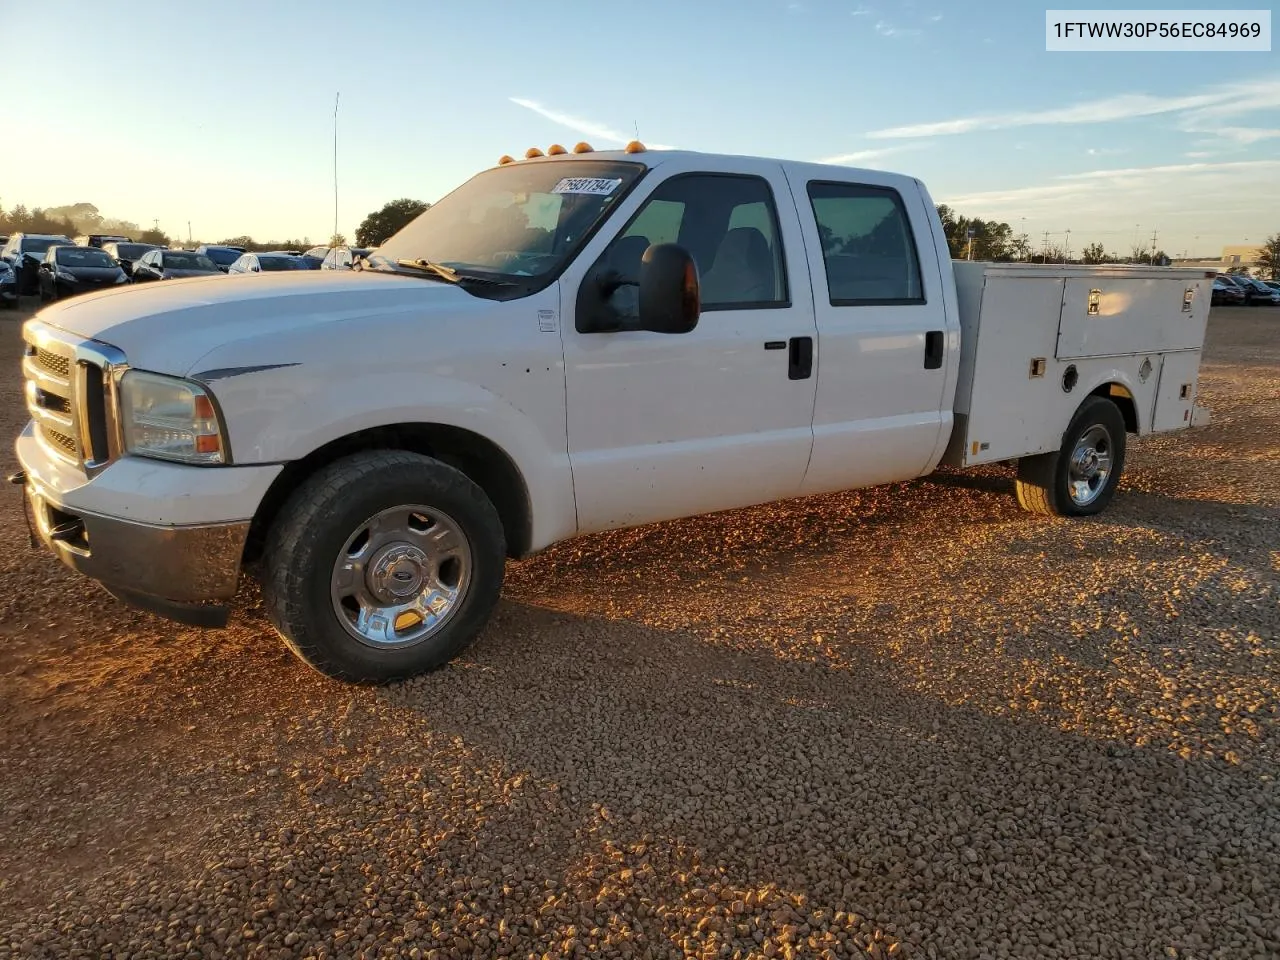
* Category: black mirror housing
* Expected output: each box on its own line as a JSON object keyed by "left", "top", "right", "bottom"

{"left": 637, "top": 243, "right": 700, "bottom": 334}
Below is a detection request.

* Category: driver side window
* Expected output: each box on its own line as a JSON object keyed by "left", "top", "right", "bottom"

{"left": 576, "top": 173, "right": 789, "bottom": 332}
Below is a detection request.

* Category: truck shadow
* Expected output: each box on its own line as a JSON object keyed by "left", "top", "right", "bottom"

{"left": 366, "top": 598, "right": 1279, "bottom": 957}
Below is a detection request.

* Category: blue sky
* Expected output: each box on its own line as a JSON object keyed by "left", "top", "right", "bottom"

{"left": 4, "top": 0, "right": 1276, "bottom": 255}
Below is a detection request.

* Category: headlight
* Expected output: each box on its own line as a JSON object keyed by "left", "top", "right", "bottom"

{"left": 56, "top": 268, "right": 77, "bottom": 282}
{"left": 119, "top": 371, "right": 228, "bottom": 465}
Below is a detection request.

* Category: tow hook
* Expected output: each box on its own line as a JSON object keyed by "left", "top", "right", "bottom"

{"left": 7, "top": 470, "right": 26, "bottom": 486}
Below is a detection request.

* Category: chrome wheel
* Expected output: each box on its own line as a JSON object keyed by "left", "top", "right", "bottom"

{"left": 1067, "top": 424, "right": 1113, "bottom": 507}
{"left": 329, "top": 504, "right": 472, "bottom": 649}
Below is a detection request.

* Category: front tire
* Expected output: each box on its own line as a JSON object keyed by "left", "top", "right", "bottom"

{"left": 260, "top": 450, "right": 506, "bottom": 683}
{"left": 1015, "top": 396, "right": 1127, "bottom": 517}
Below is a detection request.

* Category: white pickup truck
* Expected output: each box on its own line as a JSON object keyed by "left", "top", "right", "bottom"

{"left": 13, "top": 142, "right": 1213, "bottom": 683}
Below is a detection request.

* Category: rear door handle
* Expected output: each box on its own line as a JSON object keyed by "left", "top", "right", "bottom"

{"left": 924, "top": 330, "right": 943, "bottom": 370}
{"left": 788, "top": 336, "right": 813, "bottom": 380}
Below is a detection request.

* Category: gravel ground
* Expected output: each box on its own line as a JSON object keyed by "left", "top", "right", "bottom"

{"left": 0, "top": 301, "right": 1277, "bottom": 960}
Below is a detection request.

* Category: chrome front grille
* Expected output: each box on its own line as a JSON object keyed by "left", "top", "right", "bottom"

{"left": 36, "top": 348, "right": 70, "bottom": 378}
{"left": 22, "top": 320, "right": 128, "bottom": 474}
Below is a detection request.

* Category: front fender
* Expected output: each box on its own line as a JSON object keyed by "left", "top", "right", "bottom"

{"left": 206, "top": 366, "right": 577, "bottom": 552}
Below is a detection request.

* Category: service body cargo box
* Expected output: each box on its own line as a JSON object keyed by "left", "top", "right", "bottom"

{"left": 941, "top": 262, "right": 1213, "bottom": 469}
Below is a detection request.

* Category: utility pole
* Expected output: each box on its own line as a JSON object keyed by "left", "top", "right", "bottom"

{"left": 333, "top": 92, "right": 341, "bottom": 243}
{"left": 187, "top": 221, "right": 192, "bottom": 245}
{"left": 1042, "top": 230, "right": 1050, "bottom": 263}
{"left": 1149, "top": 228, "right": 1158, "bottom": 265}
{"left": 1064, "top": 229, "right": 1071, "bottom": 264}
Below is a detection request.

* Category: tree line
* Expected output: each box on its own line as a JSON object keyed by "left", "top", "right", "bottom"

{"left": 6, "top": 195, "right": 1276, "bottom": 280}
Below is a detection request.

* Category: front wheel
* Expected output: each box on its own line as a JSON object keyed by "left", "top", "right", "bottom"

{"left": 260, "top": 450, "right": 507, "bottom": 683}
{"left": 1015, "top": 396, "right": 1127, "bottom": 517}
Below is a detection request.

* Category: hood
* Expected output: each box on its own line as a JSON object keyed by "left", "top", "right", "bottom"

{"left": 32, "top": 271, "right": 480, "bottom": 375}
{"left": 24, "top": 251, "right": 49, "bottom": 262}
{"left": 60, "top": 265, "right": 124, "bottom": 279}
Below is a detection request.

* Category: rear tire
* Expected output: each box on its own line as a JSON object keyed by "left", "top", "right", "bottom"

{"left": 260, "top": 450, "right": 506, "bottom": 683}
{"left": 1015, "top": 396, "right": 1127, "bottom": 517}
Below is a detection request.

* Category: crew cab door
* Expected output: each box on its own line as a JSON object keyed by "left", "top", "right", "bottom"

{"left": 782, "top": 169, "right": 955, "bottom": 495}
{"left": 561, "top": 162, "right": 818, "bottom": 535}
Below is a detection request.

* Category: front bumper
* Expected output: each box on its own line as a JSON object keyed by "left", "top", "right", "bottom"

{"left": 15, "top": 423, "right": 282, "bottom": 627}
{"left": 20, "top": 478, "right": 248, "bottom": 627}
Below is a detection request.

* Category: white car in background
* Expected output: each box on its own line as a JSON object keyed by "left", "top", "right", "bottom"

{"left": 320, "top": 245, "right": 372, "bottom": 271}
{"left": 226, "top": 252, "right": 312, "bottom": 275}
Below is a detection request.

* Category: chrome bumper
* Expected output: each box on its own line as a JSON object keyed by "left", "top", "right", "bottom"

{"left": 19, "top": 475, "right": 248, "bottom": 628}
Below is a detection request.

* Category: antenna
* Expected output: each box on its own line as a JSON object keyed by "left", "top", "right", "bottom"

{"left": 634, "top": 120, "right": 640, "bottom": 141}
{"left": 333, "top": 92, "right": 341, "bottom": 242}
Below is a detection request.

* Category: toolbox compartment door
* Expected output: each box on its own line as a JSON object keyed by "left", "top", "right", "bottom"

{"left": 1056, "top": 277, "right": 1206, "bottom": 359}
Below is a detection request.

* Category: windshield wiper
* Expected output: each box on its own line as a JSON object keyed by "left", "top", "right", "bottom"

{"left": 391, "top": 258, "right": 516, "bottom": 287}
{"left": 396, "top": 258, "right": 462, "bottom": 283}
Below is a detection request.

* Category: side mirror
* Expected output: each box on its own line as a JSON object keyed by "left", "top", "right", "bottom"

{"left": 637, "top": 243, "right": 700, "bottom": 334}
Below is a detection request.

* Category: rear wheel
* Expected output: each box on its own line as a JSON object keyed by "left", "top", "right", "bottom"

{"left": 1015, "top": 396, "right": 1127, "bottom": 517}
{"left": 260, "top": 450, "right": 506, "bottom": 683}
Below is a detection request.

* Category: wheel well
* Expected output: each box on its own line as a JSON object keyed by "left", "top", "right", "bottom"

{"left": 1091, "top": 382, "right": 1139, "bottom": 434}
{"left": 243, "top": 424, "right": 533, "bottom": 565}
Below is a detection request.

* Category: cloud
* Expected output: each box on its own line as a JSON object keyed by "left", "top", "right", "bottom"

{"left": 929, "top": 13, "right": 943, "bottom": 21}
{"left": 850, "top": 5, "right": 872, "bottom": 15}
{"left": 814, "top": 143, "right": 924, "bottom": 166}
{"left": 874, "top": 19, "right": 920, "bottom": 37}
{"left": 938, "top": 159, "right": 1280, "bottom": 249}
{"left": 509, "top": 97, "right": 677, "bottom": 150}
{"left": 866, "top": 74, "right": 1280, "bottom": 139}
{"left": 1056, "top": 159, "right": 1280, "bottom": 181}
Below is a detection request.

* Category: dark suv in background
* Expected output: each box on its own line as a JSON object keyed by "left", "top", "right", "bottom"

{"left": 0, "top": 233, "right": 75, "bottom": 295}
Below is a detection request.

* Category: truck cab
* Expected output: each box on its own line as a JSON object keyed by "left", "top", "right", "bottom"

{"left": 12, "top": 143, "right": 1209, "bottom": 684}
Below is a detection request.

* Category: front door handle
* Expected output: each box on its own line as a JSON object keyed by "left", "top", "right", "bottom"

{"left": 788, "top": 336, "right": 813, "bottom": 380}
{"left": 924, "top": 330, "right": 944, "bottom": 370}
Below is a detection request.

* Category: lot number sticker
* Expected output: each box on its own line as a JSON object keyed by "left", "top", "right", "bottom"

{"left": 551, "top": 177, "right": 622, "bottom": 196}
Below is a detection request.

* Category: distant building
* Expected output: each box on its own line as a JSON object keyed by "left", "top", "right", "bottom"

{"left": 1171, "top": 245, "right": 1262, "bottom": 274}
{"left": 1219, "top": 245, "right": 1262, "bottom": 269}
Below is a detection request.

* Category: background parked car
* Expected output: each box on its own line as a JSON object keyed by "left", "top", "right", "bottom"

{"left": 102, "top": 241, "right": 164, "bottom": 278}
{"left": 320, "top": 245, "right": 371, "bottom": 270}
{"left": 37, "top": 244, "right": 129, "bottom": 301}
{"left": 131, "top": 249, "right": 223, "bottom": 282}
{"left": 195, "top": 244, "right": 248, "bottom": 273}
{"left": 75, "top": 233, "right": 132, "bottom": 248}
{"left": 0, "top": 259, "right": 17, "bottom": 309}
{"left": 1218, "top": 273, "right": 1270, "bottom": 305}
{"left": 0, "top": 233, "right": 74, "bottom": 294}
{"left": 227, "top": 252, "right": 311, "bottom": 274}
{"left": 1238, "top": 275, "right": 1280, "bottom": 305}
{"left": 1212, "top": 276, "right": 1246, "bottom": 306}
{"left": 301, "top": 245, "right": 329, "bottom": 268}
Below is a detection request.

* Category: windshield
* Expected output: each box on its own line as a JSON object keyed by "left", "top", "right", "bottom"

{"left": 55, "top": 247, "right": 117, "bottom": 268}
{"left": 203, "top": 247, "right": 242, "bottom": 266}
{"left": 23, "top": 238, "right": 67, "bottom": 255}
{"left": 368, "top": 160, "right": 645, "bottom": 280}
{"left": 258, "top": 256, "right": 305, "bottom": 271}
{"left": 164, "top": 252, "right": 219, "bottom": 271}
{"left": 114, "top": 243, "right": 158, "bottom": 259}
